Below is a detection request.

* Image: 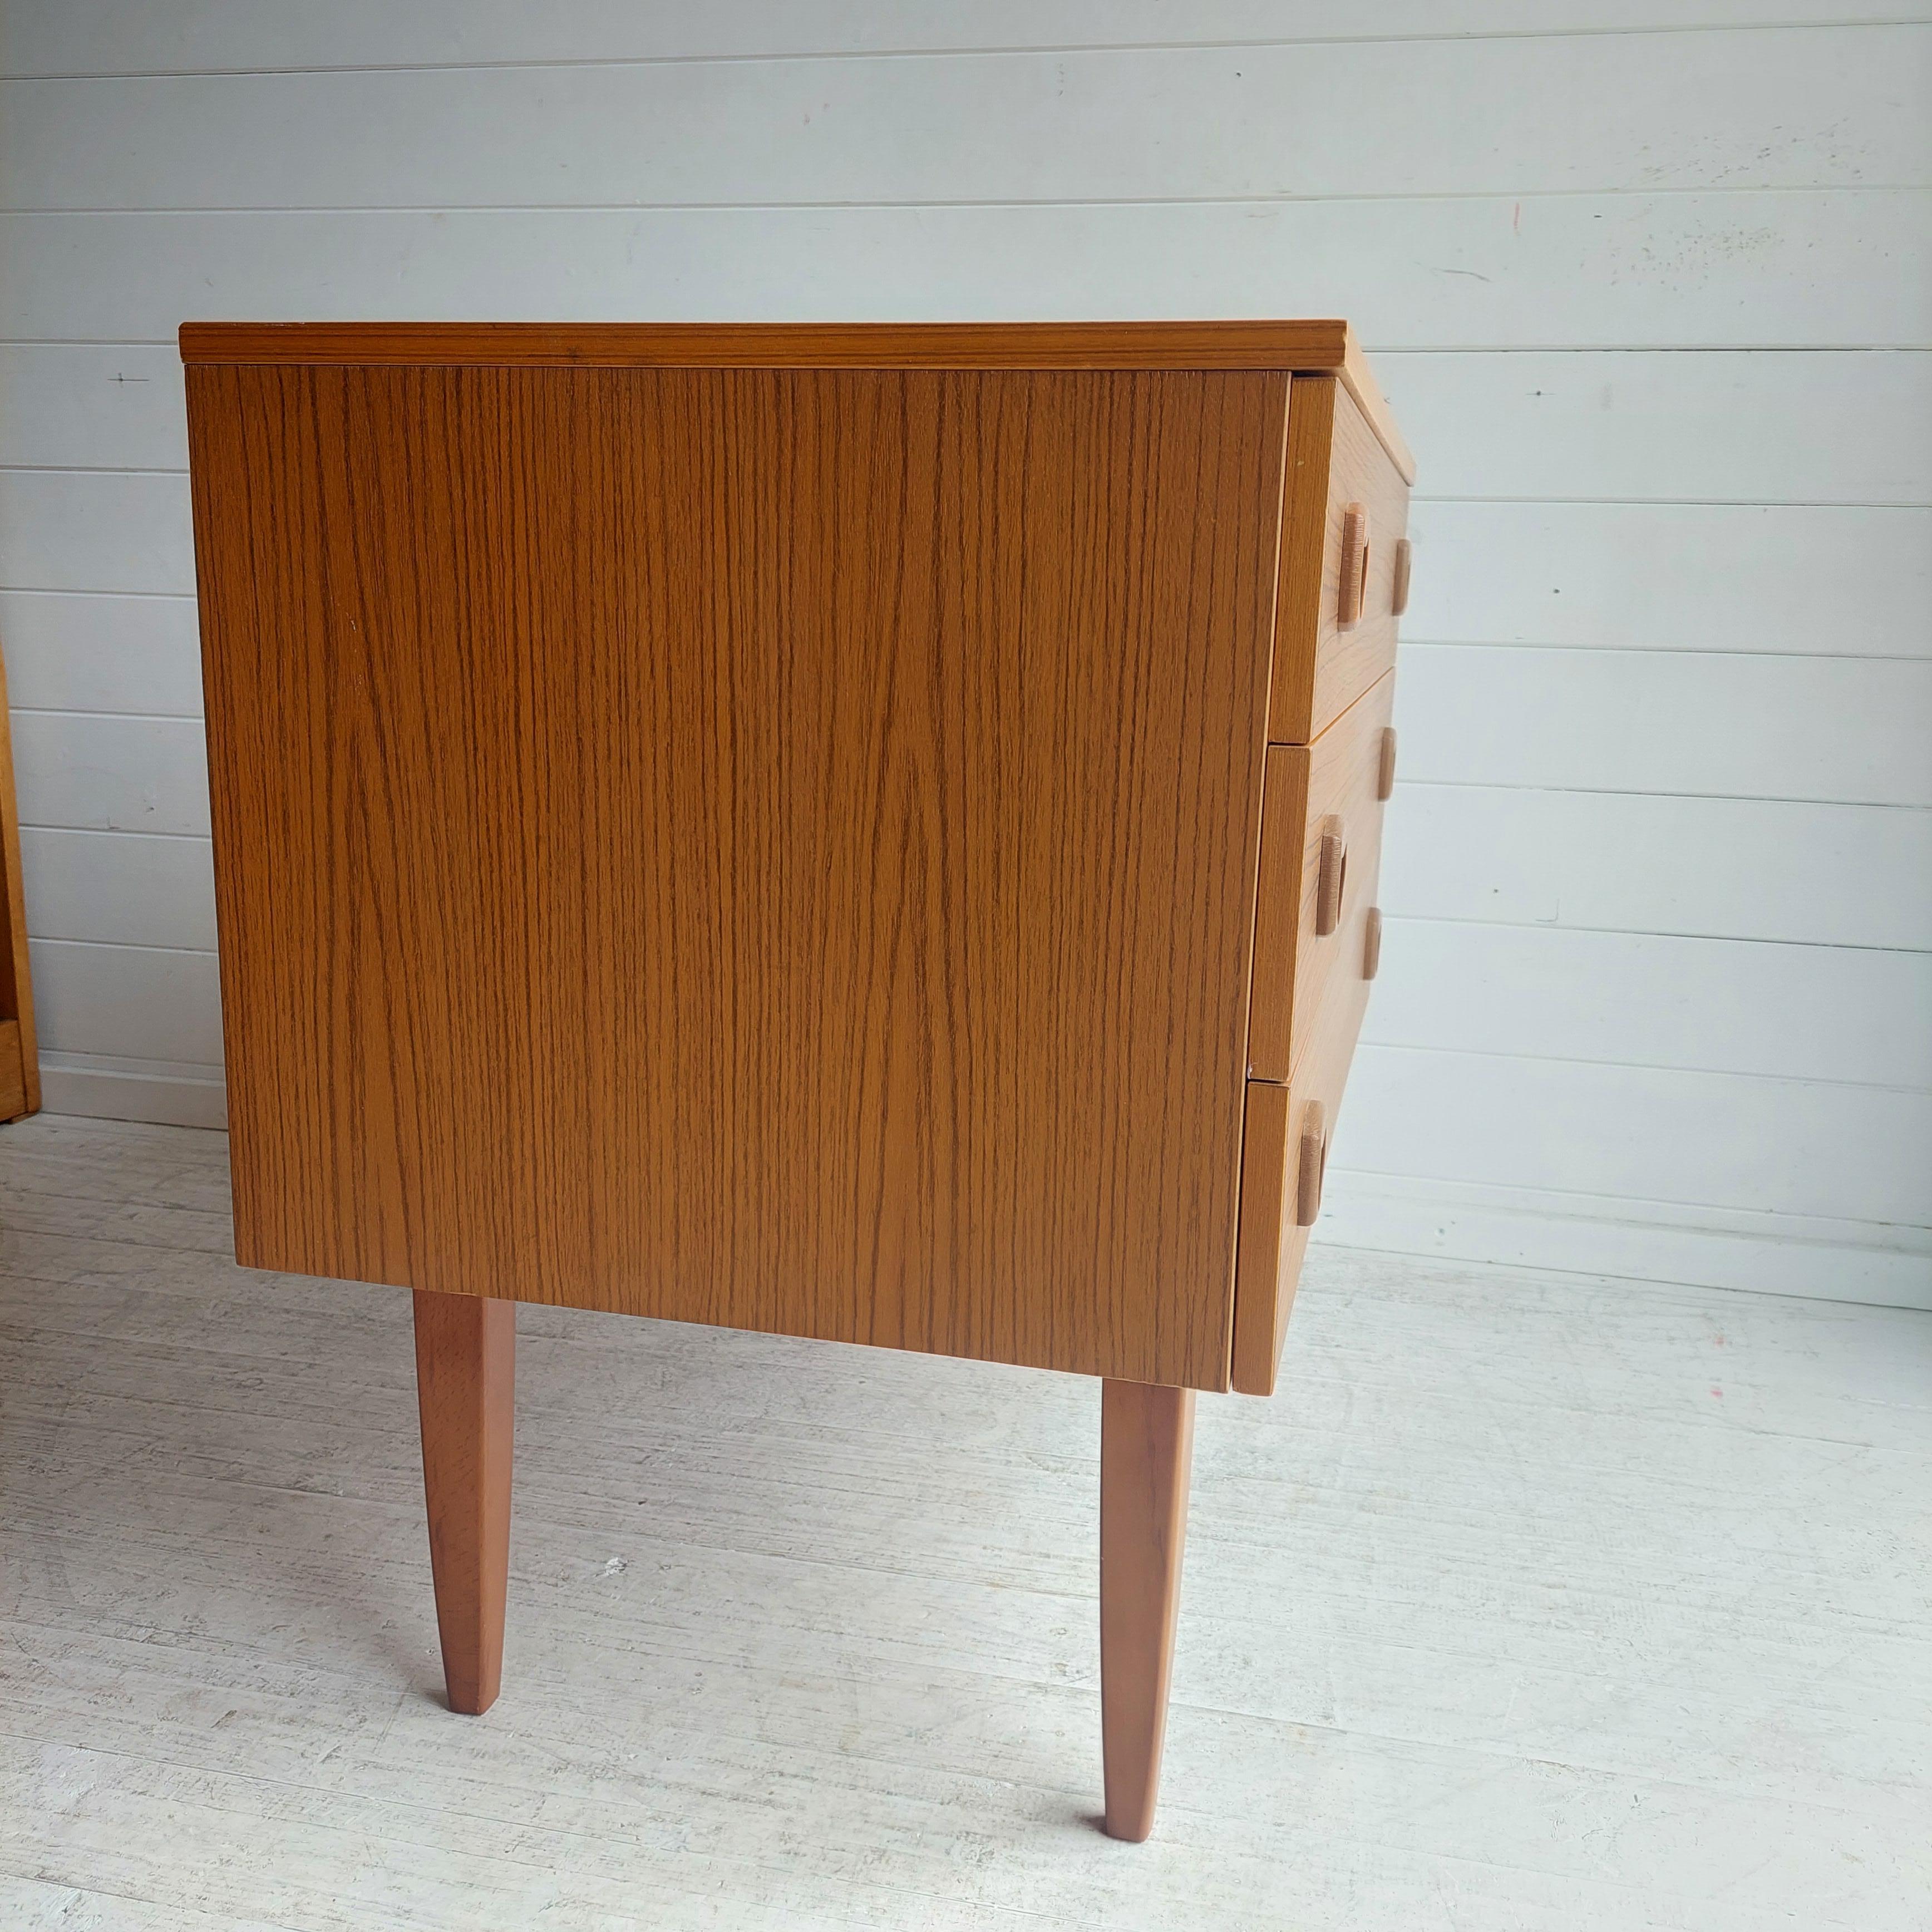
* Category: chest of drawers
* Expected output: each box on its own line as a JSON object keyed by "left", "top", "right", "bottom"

{"left": 181, "top": 319, "right": 1412, "bottom": 1840}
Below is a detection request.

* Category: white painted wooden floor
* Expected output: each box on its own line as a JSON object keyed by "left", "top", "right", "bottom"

{"left": 1, "top": 1113, "right": 1925, "bottom": 1931}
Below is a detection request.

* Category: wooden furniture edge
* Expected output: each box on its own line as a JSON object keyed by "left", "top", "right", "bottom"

{"left": 1227, "top": 667, "right": 1398, "bottom": 1393}
{"left": 177, "top": 320, "right": 1413, "bottom": 481}
{"left": 0, "top": 639, "right": 41, "bottom": 1118}
{"left": 1337, "top": 331, "right": 1414, "bottom": 485}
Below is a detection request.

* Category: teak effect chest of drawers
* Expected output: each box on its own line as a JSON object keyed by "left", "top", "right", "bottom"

{"left": 180, "top": 319, "right": 1413, "bottom": 1841}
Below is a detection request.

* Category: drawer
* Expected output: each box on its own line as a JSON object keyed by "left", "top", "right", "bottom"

{"left": 1268, "top": 376, "right": 1411, "bottom": 746}
{"left": 1229, "top": 967, "right": 1372, "bottom": 1397}
{"left": 1246, "top": 669, "right": 1394, "bottom": 1085}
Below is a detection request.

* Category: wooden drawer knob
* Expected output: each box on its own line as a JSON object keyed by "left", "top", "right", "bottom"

{"left": 1392, "top": 536, "right": 1412, "bottom": 617}
{"left": 1295, "top": 1101, "right": 1327, "bottom": 1228}
{"left": 1314, "top": 815, "right": 1347, "bottom": 937}
{"left": 1363, "top": 905, "right": 1382, "bottom": 981}
{"left": 1337, "top": 503, "right": 1370, "bottom": 629}
{"left": 1377, "top": 726, "right": 1397, "bottom": 803}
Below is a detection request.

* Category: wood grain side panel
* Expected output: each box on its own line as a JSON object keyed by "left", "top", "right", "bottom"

{"left": 1247, "top": 672, "right": 1397, "bottom": 1083}
{"left": 187, "top": 363, "right": 1290, "bottom": 1389}
{"left": 0, "top": 642, "right": 41, "bottom": 1117}
{"left": 1268, "top": 378, "right": 1412, "bottom": 745}
{"left": 0, "top": 1019, "right": 26, "bottom": 1121}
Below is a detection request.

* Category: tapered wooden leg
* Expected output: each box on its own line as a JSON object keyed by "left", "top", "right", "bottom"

{"left": 413, "top": 1289, "right": 515, "bottom": 1716}
{"left": 1100, "top": 1378, "right": 1196, "bottom": 1842}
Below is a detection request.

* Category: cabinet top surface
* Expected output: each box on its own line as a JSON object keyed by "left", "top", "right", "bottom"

{"left": 178, "top": 319, "right": 1412, "bottom": 479}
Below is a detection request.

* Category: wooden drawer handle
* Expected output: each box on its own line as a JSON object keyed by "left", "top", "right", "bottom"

{"left": 1337, "top": 502, "right": 1370, "bottom": 629}
{"left": 1363, "top": 905, "right": 1382, "bottom": 981}
{"left": 1314, "top": 815, "right": 1347, "bottom": 937}
{"left": 1377, "top": 726, "right": 1397, "bottom": 803}
{"left": 1295, "top": 1101, "right": 1328, "bottom": 1228}
{"left": 1392, "top": 536, "right": 1412, "bottom": 617}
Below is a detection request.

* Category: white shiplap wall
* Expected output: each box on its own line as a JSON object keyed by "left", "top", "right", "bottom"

{"left": 2, "top": 2, "right": 1928, "bottom": 1306}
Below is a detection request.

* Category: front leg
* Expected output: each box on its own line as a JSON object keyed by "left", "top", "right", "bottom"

{"left": 1099, "top": 1378, "right": 1197, "bottom": 1841}
{"left": 413, "top": 1289, "right": 516, "bottom": 1715}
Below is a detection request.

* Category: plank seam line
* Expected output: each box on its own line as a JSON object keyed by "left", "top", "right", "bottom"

{"left": 1351, "top": 1037, "right": 1932, "bottom": 1096}
{"left": 1323, "top": 1165, "right": 1932, "bottom": 1242}
{"left": 3, "top": 18, "right": 1921, "bottom": 82}
{"left": 8, "top": 185, "right": 1931, "bottom": 213}
{"left": 1352, "top": 1036, "right": 1932, "bottom": 1095}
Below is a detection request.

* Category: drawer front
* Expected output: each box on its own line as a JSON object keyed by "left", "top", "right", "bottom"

{"left": 1247, "top": 670, "right": 1394, "bottom": 1084}
{"left": 1268, "top": 376, "right": 1411, "bottom": 746}
{"left": 1230, "top": 966, "right": 1372, "bottom": 1397}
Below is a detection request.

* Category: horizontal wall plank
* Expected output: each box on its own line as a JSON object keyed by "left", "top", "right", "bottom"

{"left": 1362, "top": 919, "right": 1932, "bottom": 1088}
{"left": 3, "top": 193, "right": 1925, "bottom": 349}
{"left": 8, "top": 30, "right": 1925, "bottom": 210}
{"left": 1382, "top": 785, "right": 1932, "bottom": 950}
{"left": 10, "top": 712, "right": 210, "bottom": 835}
{"left": 34, "top": 1050, "right": 226, "bottom": 1129}
{"left": 9, "top": 3, "right": 1922, "bottom": 77}
{"left": 1330, "top": 1042, "right": 1931, "bottom": 1225}
{"left": 26, "top": 938, "right": 224, "bottom": 1064}
{"left": 1379, "top": 349, "right": 1932, "bottom": 507}
{"left": 1403, "top": 501, "right": 1931, "bottom": 656}
{"left": 1320, "top": 1170, "right": 1932, "bottom": 1309}
{"left": 0, "top": 590, "right": 203, "bottom": 714}
{"left": 16, "top": 827, "right": 217, "bottom": 950}
{"left": 0, "top": 343, "right": 186, "bottom": 469}
{"left": 1395, "top": 646, "right": 1932, "bottom": 805}
{"left": 0, "top": 469, "right": 194, "bottom": 593}
{"left": 11, "top": 348, "right": 1930, "bottom": 513}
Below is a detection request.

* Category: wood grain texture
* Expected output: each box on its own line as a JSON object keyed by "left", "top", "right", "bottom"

{"left": 1099, "top": 1377, "right": 1196, "bottom": 1844}
{"left": 177, "top": 318, "right": 1353, "bottom": 368}
{"left": 1247, "top": 672, "right": 1395, "bottom": 1085}
{"left": 176, "top": 320, "right": 1413, "bottom": 481}
{"left": 186, "top": 359, "right": 1292, "bottom": 1391}
{"left": 0, "top": 1021, "right": 25, "bottom": 1121}
{"left": 0, "top": 639, "right": 42, "bottom": 1119}
{"left": 413, "top": 1288, "right": 515, "bottom": 1717}
{"left": 1269, "top": 377, "right": 1412, "bottom": 745}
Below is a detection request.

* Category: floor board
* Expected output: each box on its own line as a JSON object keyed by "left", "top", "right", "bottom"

{"left": 2, "top": 1113, "right": 1926, "bottom": 1930}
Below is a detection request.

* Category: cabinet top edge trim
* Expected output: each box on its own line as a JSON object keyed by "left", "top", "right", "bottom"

{"left": 179, "top": 321, "right": 1413, "bottom": 480}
